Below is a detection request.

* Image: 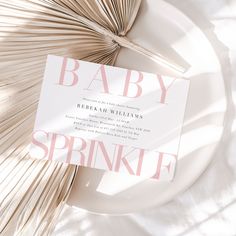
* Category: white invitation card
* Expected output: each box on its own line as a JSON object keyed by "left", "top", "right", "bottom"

{"left": 29, "top": 55, "right": 189, "bottom": 181}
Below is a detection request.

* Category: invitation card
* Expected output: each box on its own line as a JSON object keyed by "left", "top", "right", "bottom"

{"left": 29, "top": 55, "right": 189, "bottom": 181}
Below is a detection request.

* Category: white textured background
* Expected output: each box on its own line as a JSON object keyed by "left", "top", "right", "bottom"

{"left": 53, "top": 1, "right": 236, "bottom": 235}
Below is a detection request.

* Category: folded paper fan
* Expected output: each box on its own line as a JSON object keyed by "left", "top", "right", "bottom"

{"left": 0, "top": 0, "right": 186, "bottom": 235}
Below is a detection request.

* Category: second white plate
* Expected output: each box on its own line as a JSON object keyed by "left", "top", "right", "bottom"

{"left": 67, "top": 0, "right": 226, "bottom": 214}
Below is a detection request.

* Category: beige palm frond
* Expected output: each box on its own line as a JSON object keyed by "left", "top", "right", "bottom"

{"left": 0, "top": 0, "right": 186, "bottom": 235}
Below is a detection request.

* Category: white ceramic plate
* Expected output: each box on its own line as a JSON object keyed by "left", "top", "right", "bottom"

{"left": 67, "top": 0, "right": 226, "bottom": 214}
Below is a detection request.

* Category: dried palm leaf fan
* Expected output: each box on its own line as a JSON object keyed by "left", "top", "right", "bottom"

{"left": 0, "top": 0, "right": 186, "bottom": 235}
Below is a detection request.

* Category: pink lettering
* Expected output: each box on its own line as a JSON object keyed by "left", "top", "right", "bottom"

{"left": 123, "top": 70, "right": 143, "bottom": 98}
{"left": 58, "top": 57, "right": 79, "bottom": 86}
{"left": 85, "top": 65, "right": 109, "bottom": 93}
{"left": 152, "top": 152, "right": 176, "bottom": 180}
{"left": 157, "top": 74, "right": 176, "bottom": 104}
